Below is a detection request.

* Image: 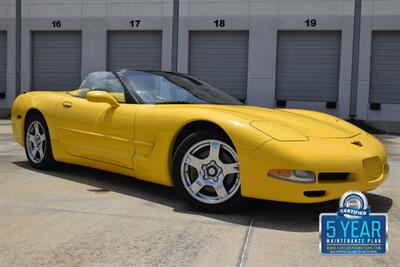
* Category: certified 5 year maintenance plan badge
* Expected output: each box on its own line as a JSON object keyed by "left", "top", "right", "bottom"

{"left": 319, "top": 191, "right": 388, "bottom": 254}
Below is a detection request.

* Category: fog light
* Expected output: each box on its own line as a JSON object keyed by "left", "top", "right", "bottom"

{"left": 268, "top": 169, "right": 315, "bottom": 183}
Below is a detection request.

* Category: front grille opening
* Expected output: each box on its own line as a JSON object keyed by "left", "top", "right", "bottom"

{"left": 304, "top": 190, "right": 326, "bottom": 197}
{"left": 318, "top": 172, "right": 349, "bottom": 182}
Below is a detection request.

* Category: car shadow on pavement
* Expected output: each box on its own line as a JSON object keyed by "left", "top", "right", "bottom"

{"left": 13, "top": 161, "right": 393, "bottom": 233}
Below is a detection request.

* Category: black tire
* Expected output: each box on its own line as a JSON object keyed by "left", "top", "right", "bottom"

{"left": 172, "top": 130, "right": 243, "bottom": 212}
{"left": 24, "top": 113, "right": 56, "bottom": 169}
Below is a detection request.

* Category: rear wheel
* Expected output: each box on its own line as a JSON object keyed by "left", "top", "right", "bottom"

{"left": 25, "top": 114, "right": 56, "bottom": 169}
{"left": 173, "top": 130, "right": 243, "bottom": 212}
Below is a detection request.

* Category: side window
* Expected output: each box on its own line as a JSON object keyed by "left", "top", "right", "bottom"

{"left": 77, "top": 72, "right": 126, "bottom": 103}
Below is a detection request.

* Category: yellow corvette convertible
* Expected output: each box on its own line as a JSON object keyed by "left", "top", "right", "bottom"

{"left": 11, "top": 70, "right": 389, "bottom": 211}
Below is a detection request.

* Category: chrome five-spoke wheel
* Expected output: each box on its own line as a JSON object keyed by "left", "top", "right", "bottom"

{"left": 26, "top": 120, "right": 47, "bottom": 163}
{"left": 24, "top": 114, "right": 55, "bottom": 169}
{"left": 180, "top": 139, "right": 240, "bottom": 204}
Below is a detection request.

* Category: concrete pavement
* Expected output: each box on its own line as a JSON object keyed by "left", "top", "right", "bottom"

{"left": 0, "top": 119, "right": 399, "bottom": 266}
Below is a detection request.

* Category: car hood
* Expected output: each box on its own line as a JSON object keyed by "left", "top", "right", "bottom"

{"left": 206, "top": 105, "right": 361, "bottom": 139}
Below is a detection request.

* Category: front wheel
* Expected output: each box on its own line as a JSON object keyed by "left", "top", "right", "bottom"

{"left": 25, "top": 114, "right": 56, "bottom": 169}
{"left": 173, "top": 130, "right": 243, "bottom": 212}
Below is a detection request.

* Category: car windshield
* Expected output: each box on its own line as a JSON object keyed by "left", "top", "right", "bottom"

{"left": 120, "top": 71, "right": 242, "bottom": 105}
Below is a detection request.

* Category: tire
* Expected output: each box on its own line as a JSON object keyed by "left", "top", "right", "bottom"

{"left": 173, "top": 130, "right": 243, "bottom": 212}
{"left": 24, "top": 113, "right": 56, "bottom": 169}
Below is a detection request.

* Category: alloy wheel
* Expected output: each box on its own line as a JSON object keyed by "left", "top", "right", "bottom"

{"left": 180, "top": 139, "right": 240, "bottom": 204}
{"left": 26, "top": 121, "right": 47, "bottom": 164}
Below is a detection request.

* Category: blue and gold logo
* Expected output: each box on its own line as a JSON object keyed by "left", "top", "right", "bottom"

{"left": 320, "top": 191, "right": 388, "bottom": 254}
{"left": 338, "top": 191, "right": 370, "bottom": 219}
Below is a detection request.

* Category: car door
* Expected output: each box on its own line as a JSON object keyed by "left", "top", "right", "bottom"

{"left": 55, "top": 72, "right": 137, "bottom": 169}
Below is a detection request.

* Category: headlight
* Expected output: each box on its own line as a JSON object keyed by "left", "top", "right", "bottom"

{"left": 250, "top": 120, "right": 308, "bottom": 141}
{"left": 268, "top": 169, "right": 315, "bottom": 183}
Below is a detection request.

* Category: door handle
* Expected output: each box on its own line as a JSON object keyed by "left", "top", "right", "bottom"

{"left": 61, "top": 101, "right": 72, "bottom": 108}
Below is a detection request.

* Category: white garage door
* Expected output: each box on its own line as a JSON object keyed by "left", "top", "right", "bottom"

{"left": 275, "top": 31, "right": 341, "bottom": 102}
{"left": 0, "top": 31, "right": 6, "bottom": 97}
{"left": 369, "top": 31, "right": 400, "bottom": 104}
{"left": 107, "top": 31, "right": 162, "bottom": 71}
{"left": 189, "top": 31, "right": 249, "bottom": 101}
{"left": 31, "top": 31, "right": 82, "bottom": 91}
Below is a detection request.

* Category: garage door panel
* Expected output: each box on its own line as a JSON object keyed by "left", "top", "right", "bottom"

{"left": 0, "top": 31, "right": 6, "bottom": 95}
{"left": 31, "top": 31, "right": 82, "bottom": 91}
{"left": 369, "top": 31, "right": 400, "bottom": 104}
{"left": 277, "top": 66, "right": 340, "bottom": 72}
{"left": 278, "top": 45, "right": 340, "bottom": 50}
{"left": 189, "top": 31, "right": 249, "bottom": 101}
{"left": 275, "top": 31, "right": 341, "bottom": 102}
{"left": 276, "top": 76, "right": 339, "bottom": 83}
{"left": 107, "top": 31, "right": 162, "bottom": 71}
{"left": 371, "top": 70, "right": 399, "bottom": 76}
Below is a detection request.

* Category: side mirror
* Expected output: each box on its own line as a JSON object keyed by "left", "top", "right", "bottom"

{"left": 86, "top": 91, "right": 120, "bottom": 108}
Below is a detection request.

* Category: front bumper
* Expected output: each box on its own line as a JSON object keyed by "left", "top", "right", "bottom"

{"left": 239, "top": 132, "right": 389, "bottom": 203}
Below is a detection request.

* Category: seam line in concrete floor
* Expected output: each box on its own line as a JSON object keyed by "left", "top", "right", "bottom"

{"left": 238, "top": 215, "right": 254, "bottom": 267}
{"left": 0, "top": 204, "right": 248, "bottom": 227}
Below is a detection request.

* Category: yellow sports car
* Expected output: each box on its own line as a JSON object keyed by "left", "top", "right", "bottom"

{"left": 11, "top": 70, "right": 389, "bottom": 211}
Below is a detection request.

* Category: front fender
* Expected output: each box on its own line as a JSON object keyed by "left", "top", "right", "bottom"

{"left": 132, "top": 105, "right": 272, "bottom": 186}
